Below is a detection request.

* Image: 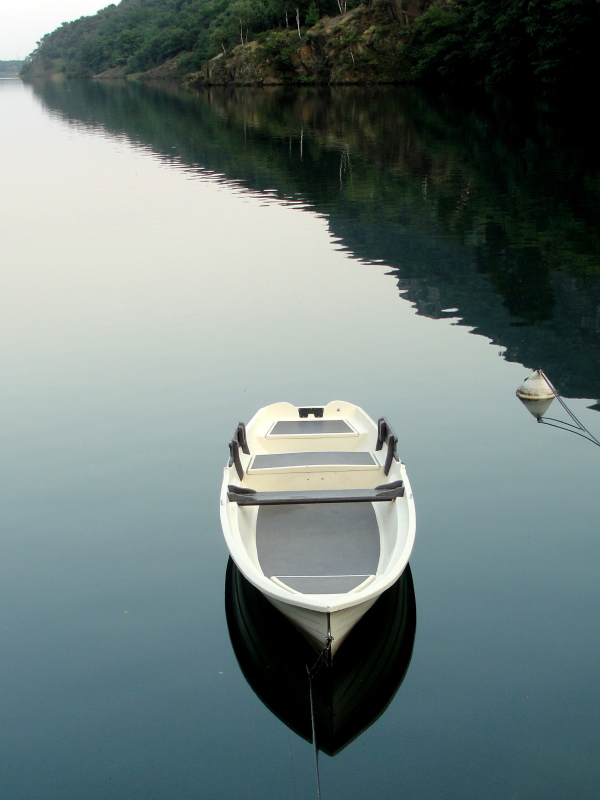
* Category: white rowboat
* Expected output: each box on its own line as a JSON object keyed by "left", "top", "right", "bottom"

{"left": 220, "top": 401, "right": 416, "bottom": 658}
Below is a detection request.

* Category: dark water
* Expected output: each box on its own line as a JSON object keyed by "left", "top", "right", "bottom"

{"left": 1, "top": 78, "right": 599, "bottom": 799}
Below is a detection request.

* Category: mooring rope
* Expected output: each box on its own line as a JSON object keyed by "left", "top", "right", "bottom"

{"left": 306, "top": 631, "right": 334, "bottom": 800}
{"left": 538, "top": 370, "right": 600, "bottom": 448}
{"left": 308, "top": 670, "right": 322, "bottom": 800}
{"left": 307, "top": 632, "right": 333, "bottom": 680}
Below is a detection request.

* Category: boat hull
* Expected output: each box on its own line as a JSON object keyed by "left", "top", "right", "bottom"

{"left": 269, "top": 595, "right": 380, "bottom": 657}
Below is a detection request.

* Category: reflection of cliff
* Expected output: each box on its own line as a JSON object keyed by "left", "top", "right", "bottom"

{"left": 33, "top": 80, "right": 600, "bottom": 399}
{"left": 331, "top": 214, "right": 600, "bottom": 401}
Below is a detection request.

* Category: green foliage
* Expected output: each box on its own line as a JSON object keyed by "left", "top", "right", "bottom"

{"left": 258, "top": 29, "right": 298, "bottom": 71}
{"left": 0, "top": 59, "right": 25, "bottom": 74}
{"left": 403, "top": 2, "right": 471, "bottom": 81}
{"left": 404, "top": 0, "right": 600, "bottom": 90}
{"left": 22, "top": 0, "right": 600, "bottom": 90}
{"left": 24, "top": 0, "right": 346, "bottom": 78}
{"left": 305, "top": 2, "right": 320, "bottom": 25}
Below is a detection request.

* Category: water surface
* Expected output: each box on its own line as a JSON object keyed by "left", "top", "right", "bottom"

{"left": 1, "top": 78, "right": 599, "bottom": 799}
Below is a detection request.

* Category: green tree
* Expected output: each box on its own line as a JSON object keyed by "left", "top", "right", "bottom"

{"left": 305, "top": 1, "right": 320, "bottom": 25}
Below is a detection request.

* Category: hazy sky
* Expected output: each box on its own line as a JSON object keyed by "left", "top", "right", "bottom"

{"left": 1, "top": 1, "right": 106, "bottom": 60}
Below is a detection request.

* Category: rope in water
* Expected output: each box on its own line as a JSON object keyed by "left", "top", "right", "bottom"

{"left": 538, "top": 370, "right": 600, "bottom": 448}
{"left": 307, "top": 631, "right": 334, "bottom": 800}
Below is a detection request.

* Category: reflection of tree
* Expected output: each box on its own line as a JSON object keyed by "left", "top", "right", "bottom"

{"left": 475, "top": 221, "right": 556, "bottom": 326}
{"left": 33, "top": 80, "right": 600, "bottom": 398}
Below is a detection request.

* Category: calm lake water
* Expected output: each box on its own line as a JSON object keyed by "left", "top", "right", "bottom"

{"left": 1, "top": 78, "right": 599, "bottom": 799}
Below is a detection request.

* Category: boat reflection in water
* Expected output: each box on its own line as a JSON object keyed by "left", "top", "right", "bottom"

{"left": 225, "top": 558, "right": 417, "bottom": 756}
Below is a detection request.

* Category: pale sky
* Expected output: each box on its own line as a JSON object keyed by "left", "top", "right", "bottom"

{"left": 1, "top": 1, "right": 107, "bottom": 60}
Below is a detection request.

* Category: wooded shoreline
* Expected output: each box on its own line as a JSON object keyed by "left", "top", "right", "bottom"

{"left": 21, "top": 0, "right": 600, "bottom": 95}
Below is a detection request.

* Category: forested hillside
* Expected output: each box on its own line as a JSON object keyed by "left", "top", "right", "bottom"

{"left": 21, "top": 0, "right": 599, "bottom": 90}
{"left": 405, "top": 0, "right": 600, "bottom": 90}
{"left": 21, "top": 0, "right": 367, "bottom": 79}
{"left": 0, "top": 60, "right": 24, "bottom": 75}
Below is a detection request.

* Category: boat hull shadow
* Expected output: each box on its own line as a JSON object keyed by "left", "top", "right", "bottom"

{"left": 225, "top": 558, "right": 417, "bottom": 756}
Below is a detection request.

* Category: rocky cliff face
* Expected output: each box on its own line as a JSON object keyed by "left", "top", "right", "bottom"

{"left": 190, "top": 2, "right": 428, "bottom": 87}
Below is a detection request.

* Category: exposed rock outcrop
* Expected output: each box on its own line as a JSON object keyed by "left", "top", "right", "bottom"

{"left": 187, "top": 2, "right": 425, "bottom": 87}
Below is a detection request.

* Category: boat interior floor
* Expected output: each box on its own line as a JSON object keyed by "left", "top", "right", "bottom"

{"left": 256, "top": 503, "right": 380, "bottom": 594}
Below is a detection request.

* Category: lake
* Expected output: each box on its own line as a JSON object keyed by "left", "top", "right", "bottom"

{"left": 1, "top": 78, "right": 599, "bottom": 799}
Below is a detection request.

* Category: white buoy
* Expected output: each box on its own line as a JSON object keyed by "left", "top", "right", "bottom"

{"left": 516, "top": 369, "right": 556, "bottom": 400}
{"left": 517, "top": 395, "right": 555, "bottom": 420}
{"left": 516, "top": 369, "right": 556, "bottom": 420}
{"left": 515, "top": 370, "right": 600, "bottom": 445}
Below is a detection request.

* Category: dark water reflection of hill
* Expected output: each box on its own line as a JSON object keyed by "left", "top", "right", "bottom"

{"left": 33, "top": 80, "right": 600, "bottom": 401}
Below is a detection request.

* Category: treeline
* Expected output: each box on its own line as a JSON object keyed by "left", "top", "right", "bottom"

{"left": 0, "top": 60, "right": 24, "bottom": 74}
{"left": 406, "top": 0, "right": 600, "bottom": 90}
{"left": 21, "top": 0, "right": 356, "bottom": 79}
{"left": 22, "top": 0, "right": 600, "bottom": 89}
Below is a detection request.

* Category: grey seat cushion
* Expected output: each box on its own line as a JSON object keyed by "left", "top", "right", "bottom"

{"left": 251, "top": 451, "right": 376, "bottom": 470}
{"left": 270, "top": 420, "right": 354, "bottom": 436}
